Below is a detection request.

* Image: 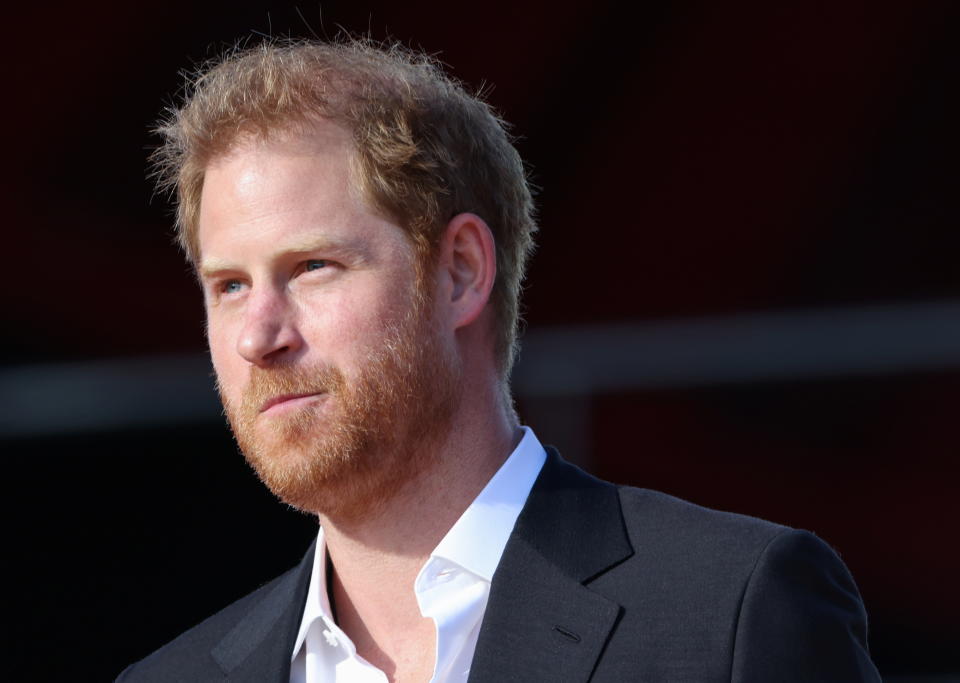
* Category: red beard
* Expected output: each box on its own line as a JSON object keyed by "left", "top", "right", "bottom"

{"left": 220, "top": 288, "right": 462, "bottom": 519}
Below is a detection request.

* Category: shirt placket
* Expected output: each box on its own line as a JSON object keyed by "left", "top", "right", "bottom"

{"left": 417, "top": 558, "right": 489, "bottom": 682}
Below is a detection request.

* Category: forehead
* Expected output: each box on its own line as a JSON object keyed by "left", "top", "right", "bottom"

{"left": 196, "top": 122, "right": 410, "bottom": 265}
{"left": 201, "top": 122, "right": 355, "bottom": 220}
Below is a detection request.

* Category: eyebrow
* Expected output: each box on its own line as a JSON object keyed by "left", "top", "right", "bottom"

{"left": 198, "top": 236, "right": 370, "bottom": 279}
{"left": 198, "top": 257, "right": 240, "bottom": 279}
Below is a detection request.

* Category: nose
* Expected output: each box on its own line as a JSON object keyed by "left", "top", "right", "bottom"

{"left": 237, "top": 288, "right": 304, "bottom": 366}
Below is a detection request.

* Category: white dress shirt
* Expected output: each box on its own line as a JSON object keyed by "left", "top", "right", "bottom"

{"left": 289, "top": 426, "right": 547, "bottom": 683}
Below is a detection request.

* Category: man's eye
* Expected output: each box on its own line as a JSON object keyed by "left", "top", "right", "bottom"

{"left": 305, "top": 259, "right": 328, "bottom": 271}
{"left": 222, "top": 280, "right": 244, "bottom": 294}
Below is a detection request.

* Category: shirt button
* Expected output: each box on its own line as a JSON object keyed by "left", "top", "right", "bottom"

{"left": 322, "top": 628, "right": 338, "bottom": 647}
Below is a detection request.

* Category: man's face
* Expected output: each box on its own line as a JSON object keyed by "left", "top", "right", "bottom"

{"left": 196, "top": 123, "right": 461, "bottom": 518}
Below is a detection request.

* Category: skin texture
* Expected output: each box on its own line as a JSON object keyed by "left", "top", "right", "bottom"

{"left": 200, "top": 122, "right": 461, "bottom": 522}
{"left": 196, "top": 121, "right": 520, "bottom": 681}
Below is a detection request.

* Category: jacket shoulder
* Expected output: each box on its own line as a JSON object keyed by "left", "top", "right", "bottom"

{"left": 591, "top": 485, "right": 879, "bottom": 681}
{"left": 601, "top": 484, "right": 819, "bottom": 625}
{"left": 616, "top": 485, "right": 793, "bottom": 558}
{"left": 612, "top": 485, "right": 850, "bottom": 588}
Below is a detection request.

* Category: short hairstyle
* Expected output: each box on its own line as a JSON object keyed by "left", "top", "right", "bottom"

{"left": 153, "top": 38, "right": 537, "bottom": 379}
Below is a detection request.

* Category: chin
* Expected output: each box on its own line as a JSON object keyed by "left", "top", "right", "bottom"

{"left": 240, "top": 422, "right": 364, "bottom": 509}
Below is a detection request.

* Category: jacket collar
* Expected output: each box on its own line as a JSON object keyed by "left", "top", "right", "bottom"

{"left": 207, "top": 448, "right": 632, "bottom": 683}
{"left": 468, "top": 448, "right": 634, "bottom": 682}
{"left": 211, "top": 540, "right": 316, "bottom": 681}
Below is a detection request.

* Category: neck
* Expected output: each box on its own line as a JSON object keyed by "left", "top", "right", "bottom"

{"left": 316, "top": 380, "right": 520, "bottom": 674}
{"left": 320, "top": 391, "right": 520, "bottom": 562}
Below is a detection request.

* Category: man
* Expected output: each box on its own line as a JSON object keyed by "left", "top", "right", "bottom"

{"left": 119, "top": 39, "right": 881, "bottom": 682}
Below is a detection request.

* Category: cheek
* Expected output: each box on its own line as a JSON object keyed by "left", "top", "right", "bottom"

{"left": 206, "top": 321, "right": 243, "bottom": 394}
{"left": 304, "top": 290, "right": 411, "bottom": 368}
{"left": 302, "top": 278, "right": 411, "bottom": 339}
{"left": 300, "top": 306, "right": 379, "bottom": 361}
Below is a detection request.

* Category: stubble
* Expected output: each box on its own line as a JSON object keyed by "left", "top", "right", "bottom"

{"left": 220, "top": 288, "right": 462, "bottom": 521}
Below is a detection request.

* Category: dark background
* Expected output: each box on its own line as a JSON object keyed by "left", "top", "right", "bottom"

{"left": 4, "top": 1, "right": 959, "bottom": 680}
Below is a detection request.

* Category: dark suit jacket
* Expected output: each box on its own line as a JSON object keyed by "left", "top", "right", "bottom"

{"left": 118, "top": 450, "right": 881, "bottom": 682}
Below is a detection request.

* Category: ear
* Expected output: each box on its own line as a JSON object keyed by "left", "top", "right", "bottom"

{"left": 437, "top": 212, "right": 497, "bottom": 330}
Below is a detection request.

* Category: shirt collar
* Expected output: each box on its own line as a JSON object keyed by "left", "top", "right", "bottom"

{"left": 290, "top": 425, "right": 547, "bottom": 660}
{"left": 290, "top": 525, "right": 335, "bottom": 662}
{"left": 429, "top": 425, "right": 546, "bottom": 582}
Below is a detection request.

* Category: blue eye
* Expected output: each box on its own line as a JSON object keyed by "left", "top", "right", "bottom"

{"left": 305, "top": 259, "right": 328, "bottom": 271}
{"left": 223, "top": 280, "right": 243, "bottom": 294}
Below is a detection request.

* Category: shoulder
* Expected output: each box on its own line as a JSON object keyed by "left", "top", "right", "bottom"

{"left": 616, "top": 484, "right": 793, "bottom": 559}
{"left": 597, "top": 485, "right": 879, "bottom": 681}
{"left": 115, "top": 565, "right": 299, "bottom": 682}
{"left": 727, "top": 517, "right": 877, "bottom": 680}
{"left": 612, "top": 484, "right": 855, "bottom": 597}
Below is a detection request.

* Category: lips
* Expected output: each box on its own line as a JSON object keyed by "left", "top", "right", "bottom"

{"left": 259, "top": 392, "right": 323, "bottom": 413}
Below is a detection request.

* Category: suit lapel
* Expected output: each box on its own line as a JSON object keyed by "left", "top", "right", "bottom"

{"left": 469, "top": 450, "right": 633, "bottom": 682}
{"left": 211, "top": 540, "right": 316, "bottom": 682}
{"left": 205, "top": 451, "right": 629, "bottom": 682}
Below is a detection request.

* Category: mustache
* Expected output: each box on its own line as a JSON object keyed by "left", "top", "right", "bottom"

{"left": 229, "top": 364, "right": 345, "bottom": 414}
